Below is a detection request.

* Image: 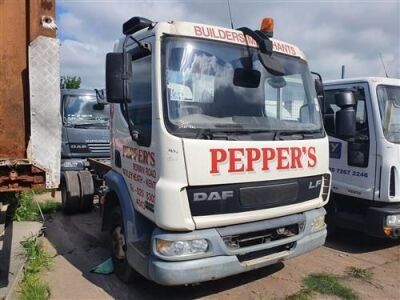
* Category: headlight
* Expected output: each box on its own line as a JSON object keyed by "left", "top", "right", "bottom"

{"left": 311, "top": 215, "right": 326, "bottom": 232}
{"left": 386, "top": 215, "right": 400, "bottom": 227}
{"left": 156, "top": 239, "right": 209, "bottom": 257}
{"left": 62, "top": 160, "right": 85, "bottom": 169}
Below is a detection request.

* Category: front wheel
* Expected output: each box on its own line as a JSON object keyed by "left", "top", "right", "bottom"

{"left": 110, "top": 207, "right": 141, "bottom": 283}
{"left": 325, "top": 196, "right": 338, "bottom": 235}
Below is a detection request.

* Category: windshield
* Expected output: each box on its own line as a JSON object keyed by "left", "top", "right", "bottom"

{"left": 163, "top": 37, "right": 322, "bottom": 139}
{"left": 377, "top": 85, "right": 400, "bottom": 143}
{"left": 63, "top": 94, "right": 110, "bottom": 127}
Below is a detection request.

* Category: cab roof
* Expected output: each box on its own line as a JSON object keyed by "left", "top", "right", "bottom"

{"left": 324, "top": 77, "right": 400, "bottom": 86}
{"left": 123, "top": 20, "right": 307, "bottom": 60}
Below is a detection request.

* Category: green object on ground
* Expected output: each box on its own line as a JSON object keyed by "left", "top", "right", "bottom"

{"left": 90, "top": 258, "right": 114, "bottom": 275}
{"left": 303, "top": 273, "right": 358, "bottom": 300}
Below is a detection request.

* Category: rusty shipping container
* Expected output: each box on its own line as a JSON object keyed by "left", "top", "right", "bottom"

{"left": 0, "top": 0, "right": 61, "bottom": 191}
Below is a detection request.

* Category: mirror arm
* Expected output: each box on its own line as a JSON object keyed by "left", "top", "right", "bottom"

{"left": 128, "top": 36, "right": 152, "bottom": 53}
{"left": 122, "top": 35, "right": 138, "bottom": 142}
{"left": 236, "top": 27, "right": 273, "bottom": 55}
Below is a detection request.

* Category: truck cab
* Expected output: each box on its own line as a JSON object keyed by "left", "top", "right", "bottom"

{"left": 63, "top": 17, "right": 331, "bottom": 285}
{"left": 61, "top": 89, "right": 110, "bottom": 172}
{"left": 323, "top": 77, "right": 400, "bottom": 238}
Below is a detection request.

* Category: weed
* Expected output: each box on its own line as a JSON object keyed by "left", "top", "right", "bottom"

{"left": 14, "top": 192, "right": 39, "bottom": 222}
{"left": 20, "top": 236, "right": 52, "bottom": 273}
{"left": 303, "top": 273, "right": 358, "bottom": 300}
{"left": 345, "top": 266, "right": 373, "bottom": 281}
{"left": 19, "top": 272, "right": 50, "bottom": 300}
{"left": 33, "top": 189, "right": 51, "bottom": 195}
{"left": 286, "top": 288, "right": 313, "bottom": 300}
{"left": 39, "top": 200, "right": 60, "bottom": 215}
{"left": 14, "top": 192, "right": 60, "bottom": 222}
{"left": 19, "top": 236, "right": 52, "bottom": 300}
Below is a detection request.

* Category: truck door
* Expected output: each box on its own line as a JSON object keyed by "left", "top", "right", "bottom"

{"left": 324, "top": 83, "right": 376, "bottom": 200}
{"left": 115, "top": 45, "right": 158, "bottom": 219}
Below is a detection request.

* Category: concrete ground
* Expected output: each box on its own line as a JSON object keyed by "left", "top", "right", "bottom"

{"left": 0, "top": 221, "right": 43, "bottom": 299}
{"left": 37, "top": 193, "right": 399, "bottom": 300}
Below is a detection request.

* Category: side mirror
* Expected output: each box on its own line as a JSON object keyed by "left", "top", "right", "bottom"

{"left": 105, "top": 52, "right": 132, "bottom": 103}
{"left": 95, "top": 89, "right": 108, "bottom": 105}
{"left": 233, "top": 68, "right": 261, "bottom": 88}
{"left": 311, "top": 72, "right": 324, "bottom": 111}
{"left": 314, "top": 78, "right": 324, "bottom": 98}
{"left": 335, "top": 91, "right": 356, "bottom": 139}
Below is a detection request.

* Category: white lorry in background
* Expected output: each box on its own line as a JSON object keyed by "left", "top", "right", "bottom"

{"left": 62, "top": 16, "right": 331, "bottom": 285}
{"left": 323, "top": 77, "right": 400, "bottom": 238}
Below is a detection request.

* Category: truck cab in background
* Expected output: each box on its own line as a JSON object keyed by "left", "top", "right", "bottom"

{"left": 323, "top": 77, "right": 400, "bottom": 238}
{"left": 61, "top": 89, "right": 110, "bottom": 172}
{"left": 61, "top": 89, "right": 110, "bottom": 213}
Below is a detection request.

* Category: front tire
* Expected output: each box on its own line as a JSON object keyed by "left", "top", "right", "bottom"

{"left": 326, "top": 196, "right": 338, "bottom": 235}
{"left": 77, "top": 170, "right": 94, "bottom": 213}
{"left": 110, "top": 207, "right": 140, "bottom": 283}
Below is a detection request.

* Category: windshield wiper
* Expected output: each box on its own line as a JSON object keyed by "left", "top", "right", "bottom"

{"left": 275, "top": 130, "right": 323, "bottom": 140}
{"left": 195, "top": 129, "right": 231, "bottom": 140}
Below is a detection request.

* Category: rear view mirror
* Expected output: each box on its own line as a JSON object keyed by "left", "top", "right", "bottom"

{"left": 233, "top": 68, "right": 261, "bottom": 88}
{"left": 267, "top": 76, "right": 286, "bottom": 89}
{"left": 92, "top": 103, "right": 105, "bottom": 111}
{"left": 105, "top": 52, "right": 132, "bottom": 103}
{"left": 258, "top": 53, "right": 285, "bottom": 76}
{"left": 335, "top": 91, "right": 356, "bottom": 139}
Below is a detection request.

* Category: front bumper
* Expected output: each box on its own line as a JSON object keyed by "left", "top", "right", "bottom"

{"left": 146, "top": 208, "right": 326, "bottom": 285}
{"left": 367, "top": 205, "right": 400, "bottom": 238}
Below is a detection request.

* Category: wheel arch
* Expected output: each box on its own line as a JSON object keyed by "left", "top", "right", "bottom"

{"left": 102, "top": 170, "right": 154, "bottom": 240}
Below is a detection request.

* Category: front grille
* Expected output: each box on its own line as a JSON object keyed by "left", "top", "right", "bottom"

{"left": 223, "top": 223, "right": 300, "bottom": 250}
{"left": 188, "top": 175, "right": 323, "bottom": 216}
{"left": 322, "top": 173, "right": 331, "bottom": 201}
{"left": 88, "top": 143, "right": 110, "bottom": 154}
{"left": 237, "top": 242, "right": 295, "bottom": 262}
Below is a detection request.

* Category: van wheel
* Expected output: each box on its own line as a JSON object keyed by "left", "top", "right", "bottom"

{"left": 326, "top": 198, "right": 338, "bottom": 235}
{"left": 78, "top": 171, "right": 94, "bottom": 213}
{"left": 61, "top": 171, "right": 80, "bottom": 214}
{"left": 111, "top": 207, "right": 140, "bottom": 283}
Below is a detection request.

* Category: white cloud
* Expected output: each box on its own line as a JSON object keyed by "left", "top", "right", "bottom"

{"left": 57, "top": 0, "right": 400, "bottom": 88}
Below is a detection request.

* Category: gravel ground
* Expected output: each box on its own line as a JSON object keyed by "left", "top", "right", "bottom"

{"left": 37, "top": 193, "right": 399, "bottom": 300}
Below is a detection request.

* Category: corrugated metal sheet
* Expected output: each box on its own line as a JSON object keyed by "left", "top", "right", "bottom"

{"left": 28, "top": 36, "right": 61, "bottom": 188}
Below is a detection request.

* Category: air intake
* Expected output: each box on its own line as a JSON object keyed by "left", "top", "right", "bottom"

{"left": 390, "top": 167, "right": 396, "bottom": 197}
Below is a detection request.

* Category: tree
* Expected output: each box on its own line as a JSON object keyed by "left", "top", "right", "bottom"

{"left": 60, "top": 76, "right": 81, "bottom": 89}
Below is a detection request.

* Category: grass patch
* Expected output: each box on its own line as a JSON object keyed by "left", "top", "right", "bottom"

{"left": 19, "top": 236, "right": 52, "bottom": 300}
{"left": 286, "top": 288, "right": 314, "bottom": 300}
{"left": 39, "top": 201, "right": 60, "bottom": 215}
{"left": 346, "top": 266, "right": 373, "bottom": 281}
{"left": 303, "top": 273, "right": 358, "bottom": 300}
{"left": 14, "top": 192, "right": 60, "bottom": 222}
{"left": 14, "top": 192, "right": 39, "bottom": 222}
{"left": 33, "top": 189, "right": 51, "bottom": 195}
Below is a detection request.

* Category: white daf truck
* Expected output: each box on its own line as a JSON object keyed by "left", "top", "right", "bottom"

{"left": 323, "top": 77, "right": 400, "bottom": 238}
{"left": 62, "top": 17, "right": 331, "bottom": 285}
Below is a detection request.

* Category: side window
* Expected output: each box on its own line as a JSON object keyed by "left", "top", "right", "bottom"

{"left": 123, "top": 55, "right": 152, "bottom": 147}
{"left": 324, "top": 87, "right": 370, "bottom": 168}
{"left": 324, "top": 88, "right": 369, "bottom": 138}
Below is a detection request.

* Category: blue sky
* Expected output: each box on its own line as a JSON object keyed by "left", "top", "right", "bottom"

{"left": 56, "top": 0, "right": 400, "bottom": 88}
